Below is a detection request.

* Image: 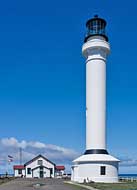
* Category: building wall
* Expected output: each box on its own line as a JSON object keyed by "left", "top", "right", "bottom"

{"left": 71, "top": 161, "right": 119, "bottom": 183}
{"left": 14, "top": 169, "right": 25, "bottom": 177}
{"left": 25, "top": 157, "right": 55, "bottom": 178}
{"left": 55, "top": 170, "right": 65, "bottom": 177}
{"left": 32, "top": 167, "right": 50, "bottom": 178}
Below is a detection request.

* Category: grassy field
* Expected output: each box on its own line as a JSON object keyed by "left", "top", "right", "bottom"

{"left": 88, "top": 181, "right": 137, "bottom": 190}
{"left": 0, "top": 177, "right": 13, "bottom": 185}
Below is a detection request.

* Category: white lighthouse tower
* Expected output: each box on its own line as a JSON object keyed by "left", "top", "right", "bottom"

{"left": 71, "top": 15, "right": 120, "bottom": 183}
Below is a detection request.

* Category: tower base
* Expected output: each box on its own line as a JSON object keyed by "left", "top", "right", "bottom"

{"left": 71, "top": 154, "right": 119, "bottom": 183}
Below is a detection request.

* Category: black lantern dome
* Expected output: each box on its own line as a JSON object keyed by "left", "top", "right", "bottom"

{"left": 84, "top": 15, "right": 108, "bottom": 42}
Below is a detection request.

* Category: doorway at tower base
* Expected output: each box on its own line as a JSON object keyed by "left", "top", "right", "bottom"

{"left": 71, "top": 154, "right": 120, "bottom": 183}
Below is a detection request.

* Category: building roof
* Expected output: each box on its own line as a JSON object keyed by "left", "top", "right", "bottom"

{"left": 24, "top": 154, "right": 56, "bottom": 166}
{"left": 13, "top": 165, "right": 25, "bottom": 170}
{"left": 32, "top": 165, "right": 50, "bottom": 171}
{"left": 56, "top": 165, "right": 65, "bottom": 170}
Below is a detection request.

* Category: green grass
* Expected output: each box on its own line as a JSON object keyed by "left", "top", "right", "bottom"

{"left": 88, "top": 181, "right": 137, "bottom": 190}
{"left": 65, "top": 183, "right": 87, "bottom": 190}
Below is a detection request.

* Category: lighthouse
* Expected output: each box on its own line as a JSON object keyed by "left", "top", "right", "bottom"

{"left": 71, "top": 15, "right": 120, "bottom": 183}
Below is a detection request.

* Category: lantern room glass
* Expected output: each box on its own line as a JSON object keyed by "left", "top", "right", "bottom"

{"left": 84, "top": 16, "right": 108, "bottom": 42}
{"left": 87, "top": 19, "right": 106, "bottom": 36}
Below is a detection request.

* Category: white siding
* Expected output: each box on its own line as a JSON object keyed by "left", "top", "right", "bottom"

{"left": 14, "top": 169, "right": 25, "bottom": 177}
{"left": 32, "top": 168, "right": 39, "bottom": 178}
{"left": 33, "top": 167, "right": 50, "bottom": 178}
{"left": 56, "top": 170, "right": 65, "bottom": 176}
{"left": 71, "top": 161, "right": 119, "bottom": 183}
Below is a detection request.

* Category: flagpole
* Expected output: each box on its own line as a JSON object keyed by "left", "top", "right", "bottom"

{"left": 6, "top": 156, "right": 8, "bottom": 177}
{"left": 7, "top": 155, "right": 13, "bottom": 176}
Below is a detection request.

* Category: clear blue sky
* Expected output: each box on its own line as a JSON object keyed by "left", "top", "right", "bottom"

{"left": 0, "top": 0, "right": 137, "bottom": 173}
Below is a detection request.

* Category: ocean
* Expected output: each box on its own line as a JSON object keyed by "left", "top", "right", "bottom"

{"left": 119, "top": 174, "right": 137, "bottom": 178}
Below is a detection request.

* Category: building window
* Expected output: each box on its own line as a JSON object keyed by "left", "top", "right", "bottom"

{"left": 38, "top": 160, "right": 43, "bottom": 166}
{"left": 50, "top": 168, "right": 53, "bottom": 174}
{"left": 27, "top": 168, "right": 31, "bottom": 174}
{"left": 100, "top": 166, "right": 106, "bottom": 175}
{"left": 18, "top": 169, "right": 22, "bottom": 175}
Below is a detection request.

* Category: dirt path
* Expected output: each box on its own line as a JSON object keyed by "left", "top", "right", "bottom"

{"left": 0, "top": 178, "right": 86, "bottom": 190}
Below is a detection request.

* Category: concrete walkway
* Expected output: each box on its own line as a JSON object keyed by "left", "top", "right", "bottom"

{"left": 0, "top": 178, "right": 88, "bottom": 190}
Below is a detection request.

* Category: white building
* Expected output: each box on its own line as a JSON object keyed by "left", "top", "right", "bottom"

{"left": 14, "top": 154, "right": 55, "bottom": 178}
{"left": 14, "top": 165, "right": 25, "bottom": 177}
{"left": 55, "top": 165, "right": 65, "bottom": 177}
{"left": 71, "top": 15, "right": 120, "bottom": 183}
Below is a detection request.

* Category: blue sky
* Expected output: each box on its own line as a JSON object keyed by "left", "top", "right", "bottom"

{"left": 0, "top": 0, "right": 137, "bottom": 173}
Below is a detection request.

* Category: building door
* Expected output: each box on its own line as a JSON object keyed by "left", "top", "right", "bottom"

{"left": 39, "top": 166, "right": 44, "bottom": 178}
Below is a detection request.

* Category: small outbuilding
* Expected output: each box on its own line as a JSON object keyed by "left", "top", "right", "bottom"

{"left": 13, "top": 165, "right": 25, "bottom": 177}
{"left": 13, "top": 154, "right": 55, "bottom": 178}
{"left": 55, "top": 165, "right": 65, "bottom": 177}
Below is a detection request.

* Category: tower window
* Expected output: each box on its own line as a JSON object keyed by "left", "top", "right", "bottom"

{"left": 100, "top": 166, "right": 106, "bottom": 175}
